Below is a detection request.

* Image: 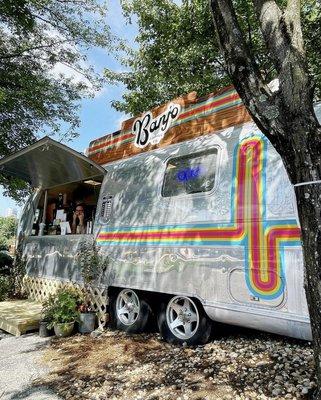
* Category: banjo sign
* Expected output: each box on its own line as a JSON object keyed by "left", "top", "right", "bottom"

{"left": 132, "top": 103, "right": 181, "bottom": 148}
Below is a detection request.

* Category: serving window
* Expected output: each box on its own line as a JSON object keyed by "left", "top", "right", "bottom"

{"left": 0, "top": 136, "right": 106, "bottom": 237}
{"left": 162, "top": 148, "right": 218, "bottom": 197}
{"left": 31, "top": 179, "right": 102, "bottom": 236}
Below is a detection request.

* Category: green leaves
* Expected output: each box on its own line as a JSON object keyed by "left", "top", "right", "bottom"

{"left": 0, "top": 0, "right": 111, "bottom": 199}
{"left": 76, "top": 239, "right": 103, "bottom": 284}
{"left": 0, "top": 275, "right": 13, "bottom": 301}
{"left": 42, "top": 287, "right": 82, "bottom": 326}
{"left": 0, "top": 216, "right": 17, "bottom": 250}
{"left": 106, "top": 0, "right": 228, "bottom": 115}
{"left": 302, "top": 0, "right": 321, "bottom": 99}
{"left": 107, "top": 0, "right": 321, "bottom": 116}
{"left": 0, "top": 0, "right": 35, "bottom": 34}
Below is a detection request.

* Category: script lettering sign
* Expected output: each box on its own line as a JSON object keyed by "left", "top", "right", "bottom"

{"left": 132, "top": 103, "right": 181, "bottom": 148}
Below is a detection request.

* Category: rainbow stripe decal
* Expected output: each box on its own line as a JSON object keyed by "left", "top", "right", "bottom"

{"left": 88, "top": 88, "right": 242, "bottom": 157}
{"left": 97, "top": 136, "right": 301, "bottom": 299}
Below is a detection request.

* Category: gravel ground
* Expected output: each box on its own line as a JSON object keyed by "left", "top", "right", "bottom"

{"left": 0, "top": 330, "right": 60, "bottom": 400}
{"left": 41, "top": 326, "right": 316, "bottom": 400}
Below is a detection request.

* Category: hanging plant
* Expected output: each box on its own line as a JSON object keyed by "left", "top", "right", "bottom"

{"left": 76, "top": 239, "right": 105, "bottom": 284}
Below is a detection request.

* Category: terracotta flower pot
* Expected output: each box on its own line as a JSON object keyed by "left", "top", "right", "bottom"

{"left": 54, "top": 322, "right": 75, "bottom": 337}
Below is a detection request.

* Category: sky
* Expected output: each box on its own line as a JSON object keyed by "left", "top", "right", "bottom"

{"left": 0, "top": 0, "right": 137, "bottom": 217}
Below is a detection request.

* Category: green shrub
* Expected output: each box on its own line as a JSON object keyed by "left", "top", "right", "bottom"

{"left": 76, "top": 240, "right": 102, "bottom": 284}
{"left": 42, "top": 287, "right": 83, "bottom": 328}
{"left": 0, "top": 239, "right": 8, "bottom": 251}
{"left": 0, "top": 217, "right": 17, "bottom": 251}
{"left": 0, "top": 275, "right": 13, "bottom": 301}
{"left": 0, "top": 250, "right": 13, "bottom": 272}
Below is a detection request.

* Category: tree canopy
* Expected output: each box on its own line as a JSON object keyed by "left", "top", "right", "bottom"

{"left": 106, "top": 0, "right": 321, "bottom": 116}
{"left": 0, "top": 0, "right": 111, "bottom": 200}
{"left": 105, "top": 0, "right": 227, "bottom": 115}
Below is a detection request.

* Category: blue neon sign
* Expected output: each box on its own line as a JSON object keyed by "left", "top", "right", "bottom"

{"left": 177, "top": 166, "right": 202, "bottom": 182}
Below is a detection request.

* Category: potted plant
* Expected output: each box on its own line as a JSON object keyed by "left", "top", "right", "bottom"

{"left": 39, "top": 305, "right": 54, "bottom": 338}
{"left": 78, "top": 300, "right": 96, "bottom": 334}
{"left": 75, "top": 239, "right": 101, "bottom": 334}
{"left": 43, "top": 288, "right": 81, "bottom": 338}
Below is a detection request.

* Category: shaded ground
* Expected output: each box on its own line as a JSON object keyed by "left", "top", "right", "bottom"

{"left": 41, "top": 326, "right": 316, "bottom": 400}
{"left": 0, "top": 330, "right": 60, "bottom": 400}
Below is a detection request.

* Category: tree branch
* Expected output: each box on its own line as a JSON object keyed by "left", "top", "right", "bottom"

{"left": 210, "top": 0, "right": 321, "bottom": 179}
{"left": 0, "top": 40, "right": 70, "bottom": 61}
{"left": 285, "top": 0, "right": 304, "bottom": 51}
{"left": 58, "top": 61, "right": 91, "bottom": 80}
{"left": 247, "top": 15, "right": 254, "bottom": 50}
{"left": 209, "top": 0, "right": 276, "bottom": 133}
{"left": 252, "top": 0, "right": 287, "bottom": 72}
{"left": 254, "top": 0, "right": 311, "bottom": 111}
{"left": 31, "top": 13, "right": 70, "bottom": 33}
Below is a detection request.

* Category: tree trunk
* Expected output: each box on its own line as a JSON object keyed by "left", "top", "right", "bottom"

{"left": 295, "top": 179, "right": 321, "bottom": 400}
{"left": 208, "top": 0, "right": 321, "bottom": 395}
{"left": 254, "top": 108, "right": 321, "bottom": 397}
{"left": 260, "top": 111, "right": 321, "bottom": 397}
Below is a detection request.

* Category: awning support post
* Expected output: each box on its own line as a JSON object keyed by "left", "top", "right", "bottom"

{"left": 38, "top": 189, "right": 48, "bottom": 236}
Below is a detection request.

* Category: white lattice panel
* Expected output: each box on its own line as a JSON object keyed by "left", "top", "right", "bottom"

{"left": 22, "top": 276, "right": 109, "bottom": 328}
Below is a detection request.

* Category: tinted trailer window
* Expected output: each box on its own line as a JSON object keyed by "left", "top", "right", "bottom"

{"left": 162, "top": 149, "right": 218, "bottom": 197}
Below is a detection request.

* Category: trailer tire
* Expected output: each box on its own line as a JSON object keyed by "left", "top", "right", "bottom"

{"left": 112, "top": 289, "right": 152, "bottom": 334}
{"left": 158, "top": 295, "right": 212, "bottom": 345}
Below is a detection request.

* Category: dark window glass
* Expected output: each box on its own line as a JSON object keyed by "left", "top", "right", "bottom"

{"left": 162, "top": 148, "right": 218, "bottom": 197}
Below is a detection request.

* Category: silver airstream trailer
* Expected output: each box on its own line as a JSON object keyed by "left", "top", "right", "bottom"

{"left": 1, "top": 86, "right": 319, "bottom": 344}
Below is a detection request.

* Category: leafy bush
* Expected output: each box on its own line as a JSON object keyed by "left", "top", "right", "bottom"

{"left": 0, "top": 275, "right": 13, "bottom": 301}
{"left": 42, "top": 287, "right": 83, "bottom": 328}
{"left": 0, "top": 250, "right": 13, "bottom": 275}
{"left": 0, "top": 217, "right": 17, "bottom": 250}
{"left": 0, "top": 238, "right": 9, "bottom": 251}
{"left": 76, "top": 240, "right": 103, "bottom": 284}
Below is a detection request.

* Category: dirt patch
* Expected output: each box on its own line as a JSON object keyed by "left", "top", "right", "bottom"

{"left": 41, "top": 327, "right": 316, "bottom": 400}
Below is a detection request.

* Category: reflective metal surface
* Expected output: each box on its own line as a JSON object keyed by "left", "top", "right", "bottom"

{"left": 166, "top": 296, "right": 199, "bottom": 340}
{"left": 18, "top": 103, "right": 321, "bottom": 341}
{"left": 116, "top": 289, "right": 140, "bottom": 325}
{"left": 0, "top": 136, "right": 105, "bottom": 189}
{"left": 23, "top": 235, "right": 92, "bottom": 283}
{"left": 95, "top": 122, "right": 311, "bottom": 340}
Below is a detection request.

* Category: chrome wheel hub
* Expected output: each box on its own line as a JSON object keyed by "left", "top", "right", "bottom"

{"left": 166, "top": 296, "right": 199, "bottom": 340}
{"left": 116, "top": 289, "right": 140, "bottom": 326}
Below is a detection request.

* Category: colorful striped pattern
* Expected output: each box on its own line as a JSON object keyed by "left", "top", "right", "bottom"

{"left": 97, "top": 136, "right": 301, "bottom": 300}
{"left": 88, "top": 87, "right": 242, "bottom": 158}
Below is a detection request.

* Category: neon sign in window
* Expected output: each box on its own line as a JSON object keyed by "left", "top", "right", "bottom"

{"left": 162, "top": 148, "right": 218, "bottom": 197}
{"left": 176, "top": 166, "right": 201, "bottom": 182}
